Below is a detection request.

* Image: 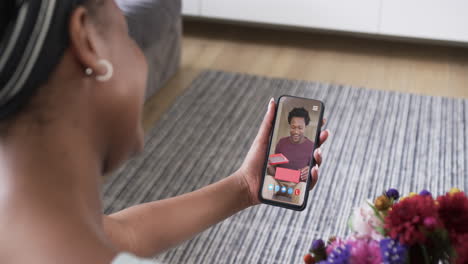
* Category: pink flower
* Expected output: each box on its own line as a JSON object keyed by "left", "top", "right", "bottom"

{"left": 325, "top": 238, "right": 346, "bottom": 255}
{"left": 348, "top": 239, "right": 382, "bottom": 264}
{"left": 325, "top": 238, "right": 382, "bottom": 264}
{"left": 423, "top": 217, "right": 437, "bottom": 230}
{"left": 349, "top": 201, "right": 384, "bottom": 240}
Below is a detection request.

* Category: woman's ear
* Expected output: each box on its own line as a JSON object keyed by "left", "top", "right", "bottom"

{"left": 68, "top": 6, "right": 106, "bottom": 76}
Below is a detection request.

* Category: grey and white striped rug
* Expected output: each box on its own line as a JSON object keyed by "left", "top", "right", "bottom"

{"left": 103, "top": 70, "right": 468, "bottom": 264}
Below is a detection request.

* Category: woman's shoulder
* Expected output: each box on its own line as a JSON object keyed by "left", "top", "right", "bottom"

{"left": 112, "top": 253, "right": 160, "bottom": 264}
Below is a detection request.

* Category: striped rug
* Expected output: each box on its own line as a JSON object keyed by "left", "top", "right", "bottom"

{"left": 102, "top": 70, "right": 468, "bottom": 264}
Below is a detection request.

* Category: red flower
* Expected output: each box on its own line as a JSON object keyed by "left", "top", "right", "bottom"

{"left": 303, "top": 254, "right": 315, "bottom": 264}
{"left": 437, "top": 192, "right": 468, "bottom": 241}
{"left": 454, "top": 234, "right": 468, "bottom": 264}
{"left": 385, "top": 195, "right": 440, "bottom": 246}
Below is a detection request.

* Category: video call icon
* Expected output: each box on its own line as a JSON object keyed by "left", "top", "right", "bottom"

{"left": 281, "top": 186, "right": 287, "bottom": 193}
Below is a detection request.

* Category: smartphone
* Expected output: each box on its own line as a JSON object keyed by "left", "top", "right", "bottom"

{"left": 259, "top": 95, "right": 325, "bottom": 211}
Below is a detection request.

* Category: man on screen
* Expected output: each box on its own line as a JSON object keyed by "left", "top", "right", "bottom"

{"left": 267, "top": 107, "right": 314, "bottom": 182}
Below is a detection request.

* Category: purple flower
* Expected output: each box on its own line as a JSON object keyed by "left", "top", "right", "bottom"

{"left": 379, "top": 238, "right": 407, "bottom": 264}
{"left": 318, "top": 244, "right": 351, "bottom": 264}
{"left": 385, "top": 189, "right": 400, "bottom": 200}
{"left": 310, "top": 239, "right": 327, "bottom": 261}
{"left": 419, "top": 190, "right": 432, "bottom": 197}
{"left": 311, "top": 239, "right": 325, "bottom": 251}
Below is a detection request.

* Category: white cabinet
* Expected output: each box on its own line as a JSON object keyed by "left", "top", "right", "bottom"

{"left": 182, "top": 0, "right": 468, "bottom": 44}
{"left": 182, "top": 0, "right": 200, "bottom": 16}
{"left": 380, "top": 0, "right": 468, "bottom": 43}
{"left": 200, "top": 0, "right": 381, "bottom": 34}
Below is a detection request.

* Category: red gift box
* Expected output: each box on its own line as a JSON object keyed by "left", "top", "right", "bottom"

{"left": 275, "top": 167, "right": 301, "bottom": 183}
{"left": 269, "top": 153, "right": 289, "bottom": 165}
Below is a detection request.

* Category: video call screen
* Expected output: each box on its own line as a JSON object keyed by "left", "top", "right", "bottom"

{"left": 261, "top": 96, "right": 322, "bottom": 206}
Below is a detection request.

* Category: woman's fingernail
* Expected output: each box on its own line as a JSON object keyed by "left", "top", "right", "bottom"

{"left": 266, "top": 98, "right": 274, "bottom": 113}
{"left": 317, "top": 148, "right": 322, "bottom": 156}
{"left": 326, "top": 129, "right": 331, "bottom": 137}
{"left": 315, "top": 164, "right": 319, "bottom": 170}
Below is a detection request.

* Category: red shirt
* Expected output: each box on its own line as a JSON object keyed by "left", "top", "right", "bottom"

{"left": 275, "top": 136, "right": 314, "bottom": 171}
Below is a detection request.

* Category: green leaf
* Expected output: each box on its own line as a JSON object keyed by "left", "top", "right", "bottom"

{"left": 366, "top": 201, "right": 385, "bottom": 223}
{"left": 348, "top": 215, "right": 354, "bottom": 230}
{"left": 375, "top": 226, "right": 386, "bottom": 236}
{"left": 420, "top": 244, "right": 430, "bottom": 264}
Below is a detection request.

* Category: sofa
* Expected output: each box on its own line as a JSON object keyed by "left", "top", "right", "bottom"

{"left": 116, "top": 0, "right": 182, "bottom": 99}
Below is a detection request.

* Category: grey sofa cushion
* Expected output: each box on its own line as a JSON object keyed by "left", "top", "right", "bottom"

{"left": 116, "top": 0, "right": 182, "bottom": 99}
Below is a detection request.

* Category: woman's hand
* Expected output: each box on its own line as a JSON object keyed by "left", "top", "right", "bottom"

{"left": 300, "top": 166, "right": 310, "bottom": 182}
{"left": 236, "top": 98, "right": 330, "bottom": 206}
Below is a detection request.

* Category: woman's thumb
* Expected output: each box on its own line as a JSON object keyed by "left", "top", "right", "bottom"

{"left": 255, "top": 98, "right": 275, "bottom": 145}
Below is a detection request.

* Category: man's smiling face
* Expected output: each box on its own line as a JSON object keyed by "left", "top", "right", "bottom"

{"left": 289, "top": 117, "right": 306, "bottom": 143}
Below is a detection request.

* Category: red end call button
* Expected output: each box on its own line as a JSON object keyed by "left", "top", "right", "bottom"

{"left": 294, "top": 189, "right": 301, "bottom": 196}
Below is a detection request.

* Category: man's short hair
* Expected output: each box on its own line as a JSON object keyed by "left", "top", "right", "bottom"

{"left": 288, "top": 107, "right": 310, "bottom": 126}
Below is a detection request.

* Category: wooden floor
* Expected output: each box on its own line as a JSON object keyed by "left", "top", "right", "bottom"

{"left": 143, "top": 20, "right": 468, "bottom": 130}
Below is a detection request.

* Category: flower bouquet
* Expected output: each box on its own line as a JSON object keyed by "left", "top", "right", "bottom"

{"left": 304, "top": 188, "right": 468, "bottom": 264}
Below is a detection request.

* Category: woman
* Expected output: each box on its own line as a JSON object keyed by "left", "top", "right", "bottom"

{"left": 0, "top": 1, "right": 329, "bottom": 263}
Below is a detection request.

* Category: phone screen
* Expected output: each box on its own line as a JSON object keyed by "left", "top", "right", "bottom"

{"left": 260, "top": 95, "right": 324, "bottom": 210}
